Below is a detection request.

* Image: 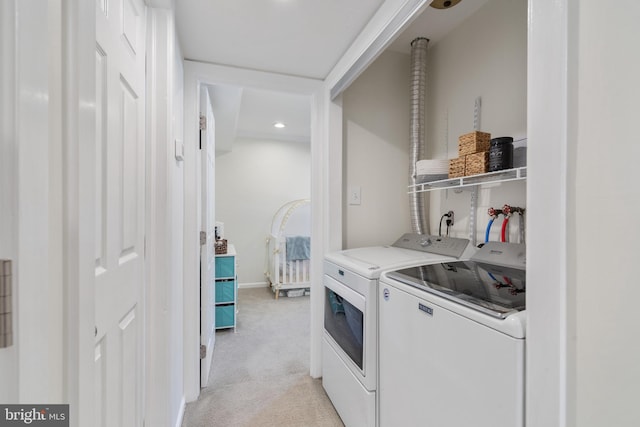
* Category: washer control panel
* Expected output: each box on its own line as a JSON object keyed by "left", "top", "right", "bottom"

{"left": 392, "top": 233, "right": 470, "bottom": 258}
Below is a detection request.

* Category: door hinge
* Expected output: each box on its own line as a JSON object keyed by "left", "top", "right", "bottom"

{"left": 200, "top": 344, "right": 206, "bottom": 359}
{"left": 200, "top": 231, "right": 207, "bottom": 245}
{"left": 0, "top": 260, "right": 13, "bottom": 348}
{"left": 199, "top": 115, "right": 205, "bottom": 150}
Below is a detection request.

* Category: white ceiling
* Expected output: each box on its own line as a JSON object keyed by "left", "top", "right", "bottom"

{"left": 207, "top": 85, "right": 311, "bottom": 152}
{"left": 175, "top": 0, "right": 384, "bottom": 150}
{"left": 175, "top": 0, "right": 386, "bottom": 80}
{"left": 175, "top": 0, "right": 488, "bottom": 150}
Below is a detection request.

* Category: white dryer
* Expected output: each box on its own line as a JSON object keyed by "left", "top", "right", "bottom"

{"left": 378, "top": 242, "right": 526, "bottom": 427}
{"left": 322, "top": 234, "right": 475, "bottom": 427}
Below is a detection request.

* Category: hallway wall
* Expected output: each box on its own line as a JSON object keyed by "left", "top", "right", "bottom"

{"left": 170, "top": 21, "right": 186, "bottom": 427}
{"left": 0, "top": 0, "right": 64, "bottom": 404}
{"left": 145, "top": 7, "right": 186, "bottom": 427}
{"left": 573, "top": 1, "right": 640, "bottom": 425}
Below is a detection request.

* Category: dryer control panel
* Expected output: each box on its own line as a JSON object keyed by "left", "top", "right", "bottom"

{"left": 392, "top": 233, "right": 470, "bottom": 258}
{"left": 471, "top": 241, "right": 526, "bottom": 270}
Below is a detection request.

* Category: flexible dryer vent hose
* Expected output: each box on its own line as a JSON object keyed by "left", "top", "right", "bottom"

{"left": 409, "top": 37, "right": 429, "bottom": 234}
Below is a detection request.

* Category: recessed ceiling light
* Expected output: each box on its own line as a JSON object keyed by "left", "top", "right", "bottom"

{"left": 273, "top": 122, "right": 286, "bottom": 128}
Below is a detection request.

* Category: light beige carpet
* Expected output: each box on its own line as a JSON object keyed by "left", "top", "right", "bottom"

{"left": 182, "top": 287, "right": 344, "bottom": 427}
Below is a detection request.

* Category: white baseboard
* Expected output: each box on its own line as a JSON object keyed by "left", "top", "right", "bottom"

{"left": 238, "top": 281, "right": 268, "bottom": 289}
{"left": 175, "top": 396, "right": 186, "bottom": 427}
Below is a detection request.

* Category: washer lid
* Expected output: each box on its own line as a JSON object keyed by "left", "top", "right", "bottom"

{"left": 324, "top": 235, "right": 474, "bottom": 279}
{"left": 340, "top": 246, "right": 434, "bottom": 267}
{"left": 386, "top": 259, "right": 525, "bottom": 319}
{"left": 325, "top": 246, "right": 459, "bottom": 279}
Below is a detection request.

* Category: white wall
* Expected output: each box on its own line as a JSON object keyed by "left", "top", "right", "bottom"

{"left": 0, "top": 0, "right": 65, "bottom": 404}
{"left": 342, "top": 50, "right": 412, "bottom": 248}
{"left": 170, "top": 21, "right": 185, "bottom": 427}
{"left": 426, "top": 0, "right": 527, "bottom": 242}
{"left": 523, "top": 0, "right": 640, "bottom": 424}
{"left": 0, "top": 0, "right": 18, "bottom": 401}
{"left": 215, "top": 138, "right": 311, "bottom": 285}
{"left": 145, "top": 7, "right": 185, "bottom": 427}
{"left": 573, "top": 1, "right": 640, "bottom": 425}
{"left": 0, "top": 1, "right": 96, "bottom": 423}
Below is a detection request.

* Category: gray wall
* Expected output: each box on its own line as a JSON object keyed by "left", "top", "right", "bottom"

{"left": 573, "top": 1, "right": 640, "bottom": 425}
{"left": 215, "top": 138, "right": 310, "bottom": 285}
{"left": 342, "top": 49, "right": 412, "bottom": 248}
{"left": 426, "top": 0, "right": 527, "bottom": 242}
{"left": 342, "top": 0, "right": 527, "bottom": 246}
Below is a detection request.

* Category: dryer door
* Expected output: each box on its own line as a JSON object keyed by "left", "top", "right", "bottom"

{"left": 324, "top": 275, "right": 365, "bottom": 372}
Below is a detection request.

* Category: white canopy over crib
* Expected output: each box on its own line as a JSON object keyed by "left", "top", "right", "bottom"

{"left": 265, "top": 199, "right": 311, "bottom": 299}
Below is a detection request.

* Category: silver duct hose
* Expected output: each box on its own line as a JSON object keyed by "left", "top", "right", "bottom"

{"left": 409, "top": 37, "right": 429, "bottom": 234}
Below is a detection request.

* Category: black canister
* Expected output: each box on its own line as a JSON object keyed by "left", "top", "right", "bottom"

{"left": 489, "top": 137, "right": 514, "bottom": 172}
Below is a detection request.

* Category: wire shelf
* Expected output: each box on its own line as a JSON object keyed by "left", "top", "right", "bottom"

{"left": 410, "top": 167, "right": 527, "bottom": 194}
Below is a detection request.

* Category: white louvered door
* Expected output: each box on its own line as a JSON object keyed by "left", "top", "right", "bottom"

{"left": 95, "top": 0, "right": 146, "bottom": 426}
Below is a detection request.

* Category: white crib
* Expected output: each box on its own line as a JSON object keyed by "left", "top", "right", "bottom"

{"left": 265, "top": 199, "right": 311, "bottom": 299}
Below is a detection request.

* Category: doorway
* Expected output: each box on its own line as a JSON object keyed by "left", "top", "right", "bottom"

{"left": 210, "top": 84, "right": 312, "bottom": 292}
{"left": 182, "top": 61, "right": 324, "bottom": 401}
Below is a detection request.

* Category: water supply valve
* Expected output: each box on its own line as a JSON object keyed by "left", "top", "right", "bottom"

{"left": 488, "top": 207, "right": 502, "bottom": 218}
{"left": 503, "top": 204, "right": 525, "bottom": 216}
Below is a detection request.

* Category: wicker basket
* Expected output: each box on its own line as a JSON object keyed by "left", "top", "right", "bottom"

{"left": 214, "top": 239, "right": 228, "bottom": 255}
{"left": 458, "top": 131, "right": 491, "bottom": 156}
{"left": 448, "top": 157, "right": 466, "bottom": 178}
{"left": 465, "top": 152, "right": 489, "bottom": 176}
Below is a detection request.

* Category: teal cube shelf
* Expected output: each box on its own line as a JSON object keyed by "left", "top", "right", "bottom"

{"left": 216, "top": 305, "right": 235, "bottom": 329}
{"left": 215, "top": 245, "right": 237, "bottom": 331}
{"left": 215, "top": 256, "right": 235, "bottom": 278}
{"left": 215, "top": 280, "right": 235, "bottom": 303}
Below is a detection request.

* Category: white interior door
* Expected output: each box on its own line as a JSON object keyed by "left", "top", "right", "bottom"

{"left": 200, "top": 88, "right": 216, "bottom": 386}
{"left": 95, "top": 1, "right": 146, "bottom": 426}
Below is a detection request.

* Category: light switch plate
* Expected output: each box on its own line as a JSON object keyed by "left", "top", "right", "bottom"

{"left": 349, "top": 186, "right": 361, "bottom": 205}
{"left": 175, "top": 139, "right": 184, "bottom": 161}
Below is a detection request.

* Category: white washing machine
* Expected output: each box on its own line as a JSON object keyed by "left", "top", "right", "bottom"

{"left": 378, "top": 242, "right": 526, "bottom": 427}
{"left": 322, "top": 234, "right": 476, "bottom": 427}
